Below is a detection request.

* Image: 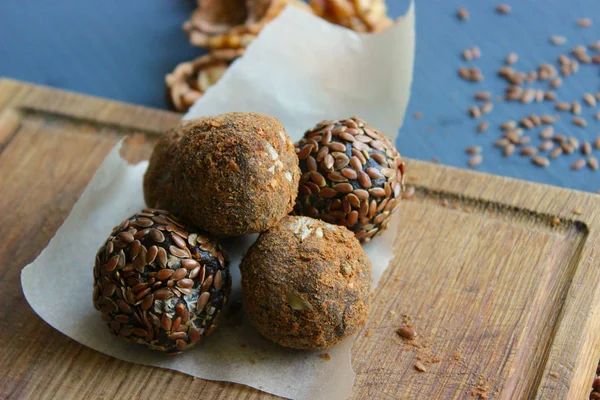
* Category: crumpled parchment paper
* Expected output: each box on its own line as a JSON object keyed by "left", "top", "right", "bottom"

{"left": 21, "top": 4, "right": 414, "bottom": 400}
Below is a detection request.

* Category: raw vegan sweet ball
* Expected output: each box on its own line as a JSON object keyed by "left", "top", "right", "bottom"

{"left": 143, "top": 120, "right": 199, "bottom": 213}
{"left": 172, "top": 112, "right": 300, "bottom": 236}
{"left": 240, "top": 216, "right": 372, "bottom": 350}
{"left": 93, "top": 209, "right": 230, "bottom": 354}
{"left": 293, "top": 117, "right": 405, "bottom": 243}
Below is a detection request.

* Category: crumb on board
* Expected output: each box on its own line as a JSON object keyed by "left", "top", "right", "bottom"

{"left": 319, "top": 353, "right": 331, "bottom": 361}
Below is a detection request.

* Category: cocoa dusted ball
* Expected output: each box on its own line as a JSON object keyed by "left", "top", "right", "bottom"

{"left": 93, "top": 209, "right": 231, "bottom": 354}
{"left": 293, "top": 117, "right": 405, "bottom": 243}
{"left": 240, "top": 216, "right": 372, "bottom": 350}
{"left": 172, "top": 112, "right": 300, "bottom": 236}
{"left": 143, "top": 120, "right": 199, "bottom": 213}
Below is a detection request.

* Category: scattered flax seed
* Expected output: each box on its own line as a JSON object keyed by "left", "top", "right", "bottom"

{"left": 571, "top": 101, "right": 582, "bottom": 115}
{"left": 475, "top": 91, "right": 492, "bottom": 101}
{"left": 396, "top": 326, "right": 416, "bottom": 340}
{"left": 551, "top": 217, "right": 561, "bottom": 227}
{"left": 480, "top": 102, "right": 493, "bottom": 115}
{"left": 462, "top": 48, "right": 473, "bottom": 61}
{"left": 503, "top": 143, "right": 515, "bottom": 157}
{"left": 520, "top": 88, "right": 535, "bottom": 104}
{"left": 572, "top": 116, "right": 587, "bottom": 127}
{"left": 595, "top": 137, "right": 600, "bottom": 149}
{"left": 582, "top": 141, "right": 592, "bottom": 155}
{"left": 532, "top": 155, "right": 550, "bottom": 167}
{"left": 414, "top": 361, "right": 427, "bottom": 372}
{"left": 584, "top": 93, "right": 597, "bottom": 107}
{"left": 505, "top": 130, "right": 521, "bottom": 144}
{"left": 571, "top": 159, "right": 587, "bottom": 170}
{"left": 458, "top": 67, "right": 470, "bottom": 80}
{"left": 520, "top": 118, "right": 534, "bottom": 129}
{"left": 561, "top": 142, "right": 575, "bottom": 154}
{"left": 495, "top": 4, "right": 511, "bottom": 14}
{"left": 441, "top": 199, "right": 449, "bottom": 207}
{"left": 596, "top": 93, "right": 600, "bottom": 101}
{"left": 477, "top": 121, "right": 488, "bottom": 133}
{"left": 468, "top": 154, "right": 483, "bottom": 168}
{"left": 596, "top": 111, "right": 600, "bottom": 121}
{"left": 500, "top": 120, "right": 516, "bottom": 130}
{"left": 571, "top": 59, "right": 580, "bottom": 73}
{"left": 545, "top": 91, "right": 557, "bottom": 101}
{"left": 539, "top": 140, "right": 554, "bottom": 151}
{"left": 471, "top": 46, "right": 481, "bottom": 59}
{"left": 549, "top": 147, "right": 563, "bottom": 158}
{"left": 570, "top": 137, "right": 581, "bottom": 149}
{"left": 550, "top": 36, "right": 567, "bottom": 46}
{"left": 505, "top": 52, "right": 518, "bottom": 65}
{"left": 465, "top": 146, "right": 481, "bottom": 154}
{"left": 589, "top": 156, "right": 599, "bottom": 171}
{"left": 558, "top": 54, "right": 569, "bottom": 65}
{"left": 572, "top": 208, "right": 583, "bottom": 215}
{"left": 577, "top": 18, "right": 592, "bottom": 27}
{"left": 594, "top": 54, "right": 600, "bottom": 64}
{"left": 520, "top": 146, "right": 537, "bottom": 156}
{"left": 529, "top": 114, "right": 542, "bottom": 126}
{"left": 414, "top": 111, "right": 423, "bottom": 119}
{"left": 464, "top": 206, "right": 473, "bottom": 213}
{"left": 495, "top": 138, "right": 509, "bottom": 147}
{"left": 535, "top": 89, "right": 545, "bottom": 103}
{"left": 556, "top": 102, "right": 571, "bottom": 111}
{"left": 549, "top": 77, "right": 562, "bottom": 89}
{"left": 540, "top": 126, "right": 554, "bottom": 139}
{"left": 457, "top": 7, "right": 469, "bottom": 20}
{"left": 518, "top": 136, "right": 531, "bottom": 145}
{"left": 589, "top": 41, "right": 600, "bottom": 51}
{"left": 319, "top": 353, "right": 331, "bottom": 361}
{"left": 553, "top": 134, "right": 567, "bottom": 143}
{"left": 540, "top": 115, "right": 556, "bottom": 125}
{"left": 469, "top": 106, "right": 481, "bottom": 118}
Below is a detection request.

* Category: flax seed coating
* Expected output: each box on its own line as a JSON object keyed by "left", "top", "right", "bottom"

{"left": 172, "top": 112, "right": 300, "bottom": 236}
{"left": 240, "top": 216, "right": 372, "bottom": 350}
{"left": 143, "top": 120, "right": 200, "bottom": 213}
{"left": 293, "top": 117, "right": 405, "bottom": 243}
{"left": 93, "top": 209, "right": 231, "bottom": 354}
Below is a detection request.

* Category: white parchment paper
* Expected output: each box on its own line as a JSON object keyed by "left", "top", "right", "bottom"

{"left": 21, "top": 5, "right": 414, "bottom": 400}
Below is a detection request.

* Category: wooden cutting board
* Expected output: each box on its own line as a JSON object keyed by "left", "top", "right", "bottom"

{"left": 2, "top": 78, "right": 600, "bottom": 399}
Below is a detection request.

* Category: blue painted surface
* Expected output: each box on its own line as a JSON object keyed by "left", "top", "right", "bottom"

{"left": 1, "top": 1, "right": 599, "bottom": 192}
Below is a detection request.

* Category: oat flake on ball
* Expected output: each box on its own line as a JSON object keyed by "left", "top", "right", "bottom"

{"left": 93, "top": 209, "right": 230, "bottom": 354}
{"left": 240, "top": 216, "right": 372, "bottom": 350}
{"left": 293, "top": 117, "right": 405, "bottom": 243}
{"left": 172, "top": 112, "right": 300, "bottom": 236}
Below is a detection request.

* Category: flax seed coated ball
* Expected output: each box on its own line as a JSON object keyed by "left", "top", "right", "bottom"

{"left": 293, "top": 117, "right": 405, "bottom": 243}
{"left": 240, "top": 216, "right": 372, "bottom": 350}
{"left": 143, "top": 119, "right": 200, "bottom": 213}
{"left": 93, "top": 209, "right": 230, "bottom": 354}
{"left": 172, "top": 112, "right": 300, "bottom": 236}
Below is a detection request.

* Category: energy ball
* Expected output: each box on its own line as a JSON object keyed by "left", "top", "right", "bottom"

{"left": 240, "top": 216, "right": 372, "bottom": 350}
{"left": 143, "top": 120, "right": 199, "bottom": 213}
{"left": 93, "top": 209, "right": 231, "bottom": 354}
{"left": 293, "top": 117, "right": 405, "bottom": 243}
{"left": 172, "top": 112, "right": 300, "bottom": 236}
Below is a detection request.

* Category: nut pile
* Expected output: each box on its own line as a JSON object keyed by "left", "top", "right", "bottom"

{"left": 309, "top": 0, "right": 393, "bottom": 33}
{"left": 450, "top": 5, "right": 600, "bottom": 177}
{"left": 166, "top": 0, "right": 396, "bottom": 112}
{"left": 93, "top": 209, "right": 230, "bottom": 354}
{"left": 293, "top": 117, "right": 405, "bottom": 243}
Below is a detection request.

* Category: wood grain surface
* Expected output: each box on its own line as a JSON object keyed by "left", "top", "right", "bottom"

{"left": 1, "top": 78, "right": 600, "bottom": 399}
